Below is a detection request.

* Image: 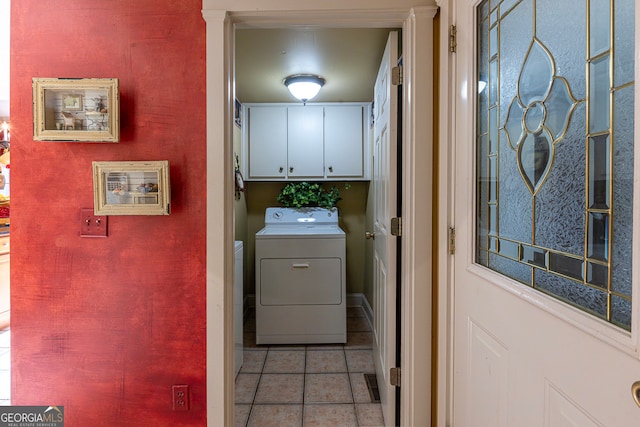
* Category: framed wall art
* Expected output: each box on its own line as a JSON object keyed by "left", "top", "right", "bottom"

{"left": 62, "top": 93, "right": 83, "bottom": 111}
{"left": 32, "top": 78, "right": 120, "bottom": 142}
{"left": 92, "top": 161, "right": 171, "bottom": 215}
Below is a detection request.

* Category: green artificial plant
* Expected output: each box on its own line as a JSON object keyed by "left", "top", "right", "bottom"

{"left": 277, "top": 181, "right": 348, "bottom": 209}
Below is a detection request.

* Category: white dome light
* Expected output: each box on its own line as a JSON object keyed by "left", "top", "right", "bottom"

{"left": 284, "top": 75, "right": 325, "bottom": 104}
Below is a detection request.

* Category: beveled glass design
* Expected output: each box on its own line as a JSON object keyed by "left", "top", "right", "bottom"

{"left": 502, "top": 39, "right": 579, "bottom": 194}
{"left": 548, "top": 253, "right": 584, "bottom": 282}
{"left": 587, "top": 262, "right": 608, "bottom": 289}
{"left": 518, "top": 129, "right": 552, "bottom": 191}
{"left": 498, "top": 238, "right": 520, "bottom": 260}
{"left": 590, "top": 0, "right": 610, "bottom": 57}
{"left": 589, "top": 56, "right": 611, "bottom": 133}
{"left": 476, "top": 0, "right": 635, "bottom": 330}
{"left": 588, "top": 135, "right": 610, "bottom": 209}
{"left": 587, "top": 212, "right": 609, "bottom": 262}
{"left": 522, "top": 245, "right": 548, "bottom": 268}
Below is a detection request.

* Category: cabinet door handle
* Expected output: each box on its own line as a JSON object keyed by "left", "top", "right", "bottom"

{"left": 289, "top": 166, "right": 294, "bottom": 173}
{"left": 328, "top": 166, "right": 333, "bottom": 173}
{"left": 279, "top": 166, "right": 284, "bottom": 173}
{"left": 291, "top": 263, "right": 310, "bottom": 269}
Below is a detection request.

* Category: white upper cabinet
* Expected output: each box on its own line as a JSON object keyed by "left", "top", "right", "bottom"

{"left": 247, "top": 106, "right": 287, "bottom": 179}
{"left": 324, "top": 105, "right": 364, "bottom": 178}
{"left": 287, "top": 106, "right": 324, "bottom": 179}
{"left": 243, "top": 103, "right": 370, "bottom": 181}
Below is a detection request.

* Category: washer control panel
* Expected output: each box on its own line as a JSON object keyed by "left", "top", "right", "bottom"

{"left": 265, "top": 207, "right": 338, "bottom": 225}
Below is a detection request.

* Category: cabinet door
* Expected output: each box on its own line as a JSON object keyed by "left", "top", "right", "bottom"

{"left": 324, "top": 105, "right": 364, "bottom": 177}
{"left": 287, "top": 106, "right": 324, "bottom": 178}
{"left": 248, "top": 106, "right": 287, "bottom": 179}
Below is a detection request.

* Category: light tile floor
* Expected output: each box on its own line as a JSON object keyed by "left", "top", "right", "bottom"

{"left": 236, "top": 307, "right": 385, "bottom": 427}
{"left": 0, "top": 328, "right": 9, "bottom": 406}
{"left": 0, "top": 311, "right": 384, "bottom": 422}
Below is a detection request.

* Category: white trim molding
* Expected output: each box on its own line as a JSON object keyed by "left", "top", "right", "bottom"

{"left": 202, "top": 8, "right": 235, "bottom": 427}
{"left": 203, "top": 2, "right": 437, "bottom": 425}
{"left": 435, "top": 1, "right": 456, "bottom": 426}
{"left": 400, "top": 5, "right": 438, "bottom": 427}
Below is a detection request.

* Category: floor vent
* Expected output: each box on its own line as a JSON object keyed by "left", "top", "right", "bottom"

{"left": 364, "top": 373, "right": 381, "bottom": 403}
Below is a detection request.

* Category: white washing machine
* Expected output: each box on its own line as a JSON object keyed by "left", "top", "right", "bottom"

{"left": 234, "top": 240, "right": 243, "bottom": 378}
{"left": 255, "top": 207, "right": 346, "bottom": 344}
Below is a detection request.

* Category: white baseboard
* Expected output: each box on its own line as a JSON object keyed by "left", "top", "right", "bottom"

{"left": 347, "top": 292, "right": 364, "bottom": 307}
{"left": 359, "top": 293, "right": 374, "bottom": 329}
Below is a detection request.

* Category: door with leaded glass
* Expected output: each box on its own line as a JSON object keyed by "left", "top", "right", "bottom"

{"left": 451, "top": 0, "right": 640, "bottom": 425}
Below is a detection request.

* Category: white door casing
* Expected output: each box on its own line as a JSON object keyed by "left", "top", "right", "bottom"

{"left": 450, "top": 1, "right": 640, "bottom": 426}
{"left": 372, "top": 30, "right": 398, "bottom": 426}
{"left": 202, "top": 3, "right": 437, "bottom": 426}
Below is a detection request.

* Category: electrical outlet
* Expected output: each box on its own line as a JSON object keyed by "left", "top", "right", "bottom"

{"left": 172, "top": 384, "right": 189, "bottom": 411}
{"left": 80, "top": 208, "right": 108, "bottom": 237}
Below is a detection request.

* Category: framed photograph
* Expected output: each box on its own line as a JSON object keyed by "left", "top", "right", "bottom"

{"left": 62, "top": 93, "right": 83, "bottom": 111}
{"left": 92, "top": 161, "right": 171, "bottom": 215}
{"left": 32, "top": 77, "right": 120, "bottom": 142}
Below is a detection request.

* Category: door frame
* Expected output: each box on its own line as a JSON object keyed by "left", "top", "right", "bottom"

{"left": 202, "top": 1, "right": 437, "bottom": 426}
{"left": 434, "top": 1, "right": 455, "bottom": 425}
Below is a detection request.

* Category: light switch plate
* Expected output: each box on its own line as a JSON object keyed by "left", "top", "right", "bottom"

{"left": 80, "top": 208, "right": 108, "bottom": 237}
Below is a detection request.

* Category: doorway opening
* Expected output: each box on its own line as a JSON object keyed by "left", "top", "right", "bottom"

{"left": 232, "top": 26, "right": 398, "bottom": 426}
{"left": 203, "top": 5, "right": 436, "bottom": 426}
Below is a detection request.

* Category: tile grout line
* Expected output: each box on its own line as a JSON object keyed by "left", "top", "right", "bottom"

{"left": 244, "top": 346, "right": 267, "bottom": 427}
{"left": 301, "top": 346, "right": 306, "bottom": 427}
{"left": 345, "top": 345, "right": 362, "bottom": 427}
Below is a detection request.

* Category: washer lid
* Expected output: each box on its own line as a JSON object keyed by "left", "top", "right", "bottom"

{"left": 264, "top": 207, "right": 339, "bottom": 225}
{"left": 256, "top": 224, "right": 345, "bottom": 238}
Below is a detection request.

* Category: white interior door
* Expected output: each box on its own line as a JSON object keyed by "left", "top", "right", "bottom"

{"left": 372, "top": 30, "right": 398, "bottom": 427}
{"left": 452, "top": 1, "right": 640, "bottom": 426}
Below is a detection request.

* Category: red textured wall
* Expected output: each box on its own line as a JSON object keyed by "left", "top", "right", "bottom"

{"left": 10, "top": 1, "right": 207, "bottom": 425}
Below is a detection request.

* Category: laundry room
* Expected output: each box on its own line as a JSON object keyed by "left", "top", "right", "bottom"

{"left": 233, "top": 27, "right": 397, "bottom": 326}
{"left": 232, "top": 26, "right": 399, "bottom": 425}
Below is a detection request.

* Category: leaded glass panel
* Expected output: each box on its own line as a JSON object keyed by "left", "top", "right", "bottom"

{"left": 589, "top": 56, "right": 610, "bottom": 133}
{"left": 590, "top": 0, "right": 610, "bottom": 57}
{"left": 614, "top": 0, "right": 635, "bottom": 86}
{"left": 476, "top": 0, "right": 634, "bottom": 330}
{"left": 499, "top": 0, "right": 520, "bottom": 17}
{"left": 611, "top": 85, "right": 634, "bottom": 297}
{"left": 536, "top": 0, "right": 587, "bottom": 100}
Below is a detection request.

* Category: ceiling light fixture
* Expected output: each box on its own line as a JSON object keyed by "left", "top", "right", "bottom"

{"left": 284, "top": 74, "right": 325, "bottom": 104}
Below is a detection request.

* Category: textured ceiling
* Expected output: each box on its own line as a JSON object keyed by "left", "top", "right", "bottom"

{"left": 235, "top": 28, "right": 398, "bottom": 104}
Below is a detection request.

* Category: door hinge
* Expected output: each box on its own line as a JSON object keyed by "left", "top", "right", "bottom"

{"left": 391, "top": 66, "right": 403, "bottom": 85}
{"left": 449, "top": 25, "right": 457, "bottom": 53}
{"left": 390, "top": 367, "right": 401, "bottom": 387}
{"left": 391, "top": 217, "right": 402, "bottom": 237}
{"left": 448, "top": 226, "right": 456, "bottom": 255}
